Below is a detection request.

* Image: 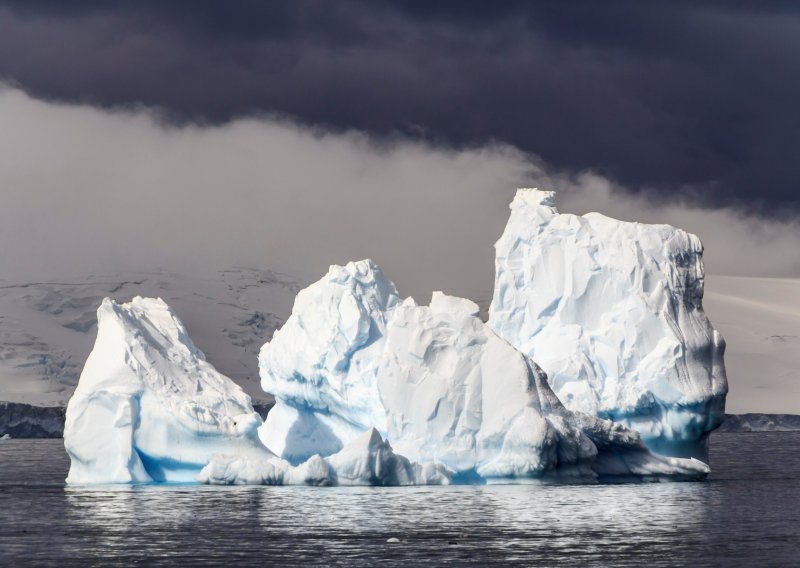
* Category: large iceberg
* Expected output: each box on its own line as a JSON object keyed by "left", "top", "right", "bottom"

{"left": 64, "top": 188, "right": 727, "bottom": 485}
{"left": 488, "top": 189, "right": 728, "bottom": 460}
{"left": 64, "top": 297, "right": 271, "bottom": 484}
{"left": 259, "top": 260, "right": 709, "bottom": 482}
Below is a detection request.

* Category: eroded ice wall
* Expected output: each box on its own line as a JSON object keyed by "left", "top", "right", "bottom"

{"left": 488, "top": 189, "right": 728, "bottom": 459}
{"left": 64, "top": 297, "right": 270, "bottom": 484}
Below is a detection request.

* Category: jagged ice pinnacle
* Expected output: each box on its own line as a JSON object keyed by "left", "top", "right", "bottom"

{"left": 488, "top": 188, "right": 728, "bottom": 460}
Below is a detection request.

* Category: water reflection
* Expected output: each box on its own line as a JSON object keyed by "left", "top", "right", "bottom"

{"left": 2, "top": 435, "right": 800, "bottom": 566}
{"left": 58, "top": 480, "right": 711, "bottom": 565}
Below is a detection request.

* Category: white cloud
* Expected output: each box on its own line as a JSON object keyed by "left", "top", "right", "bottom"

{"left": 1, "top": 85, "right": 798, "bottom": 304}
{"left": 546, "top": 171, "right": 800, "bottom": 279}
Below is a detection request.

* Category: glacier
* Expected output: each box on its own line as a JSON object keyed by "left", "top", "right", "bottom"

{"left": 259, "top": 260, "right": 709, "bottom": 483}
{"left": 488, "top": 188, "right": 728, "bottom": 460}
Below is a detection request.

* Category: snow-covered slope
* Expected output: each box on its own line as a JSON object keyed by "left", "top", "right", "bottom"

{"left": 259, "top": 260, "right": 709, "bottom": 482}
{"left": 488, "top": 189, "right": 728, "bottom": 460}
{"left": 64, "top": 297, "right": 271, "bottom": 484}
{"left": 703, "top": 276, "right": 800, "bottom": 414}
{"left": 0, "top": 268, "right": 299, "bottom": 405}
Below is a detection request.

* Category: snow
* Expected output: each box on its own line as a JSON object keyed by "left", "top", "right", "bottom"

{"left": 0, "top": 268, "right": 299, "bottom": 406}
{"left": 64, "top": 297, "right": 272, "bottom": 484}
{"left": 703, "top": 276, "right": 800, "bottom": 414}
{"left": 258, "top": 260, "right": 401, "bottom": 463}
{"left": 259, "top": 260, "right": 710, "bottom": 482}
{"left": 488, "top": 188, "right": 728, "bottom": 460}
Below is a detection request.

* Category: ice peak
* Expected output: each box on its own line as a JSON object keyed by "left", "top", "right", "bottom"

{"left": 65, "top": 296, "right": 267, "bottom": 484}
{"left": 512, "top": 187, "right": 557, "bottom": 209}
{"left": 429, "top": 291, "right": 480, "bottom": 318}
{"left": 332, "top": 258, "right": 380, "bottom": 277}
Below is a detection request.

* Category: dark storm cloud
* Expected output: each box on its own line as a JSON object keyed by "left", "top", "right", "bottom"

{"left": 0, "top": 1, "right": 799, "bottom": 210}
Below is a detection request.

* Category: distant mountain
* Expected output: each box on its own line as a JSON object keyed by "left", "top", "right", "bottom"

{"left": 0, "top": 268, "right": 302, "bottom": 405}
{"left": 702, "top": 275, "right": 800, "bottom": 416}
{"left": 2, "top": 405, "right": 796, "bottom": 439}
{"left": 0, "top": 402, "right": 65, "bottom": 438}
{"left": 0, "top": 271, "right": 797, "bottom": 416}
{"left": 0, "top": 401, "right": 274, "bottom": 439}
{"left": 717, "top": 414, "right": 800, "bottom": 433}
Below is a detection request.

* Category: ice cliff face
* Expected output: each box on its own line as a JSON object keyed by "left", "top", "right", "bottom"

{"left": 488, "top": 189, "right": 728, "bottom": 459}
{"left": 64, "top": 297, "right": 270, "bottom": 484}
{"left": 260, "top": 260, "right": 709, "bottom": 482}
{"left": 258, "top": 261, "right": 401, "bottom": 463}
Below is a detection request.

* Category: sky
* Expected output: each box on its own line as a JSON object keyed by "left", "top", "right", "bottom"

{"left": 0, "top": 0, "right": 798, "bottom": 294}
{"left": 2, "top": 86, "right": 799, "bottom": 301}
{"left": 1, "top": 1, "right": 799, "bottom": 212}
{"left": 0, "top": 2, "right": 798, "bottom": 411}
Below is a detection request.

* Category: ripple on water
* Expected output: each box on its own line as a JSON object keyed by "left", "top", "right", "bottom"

{"left": 0, "top": 433, "right": 799, "bottom": 566}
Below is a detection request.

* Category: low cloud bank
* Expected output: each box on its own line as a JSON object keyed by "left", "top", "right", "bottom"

{"left": 1, "top": 86, "right": 798, "bottom": 302}
{"left": 549, "top": 173, "right": 800, "bottom": 280}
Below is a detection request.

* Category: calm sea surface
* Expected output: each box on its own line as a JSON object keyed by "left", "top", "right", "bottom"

{"left": 1, "top": 433, "right": 799, "bottom": 566}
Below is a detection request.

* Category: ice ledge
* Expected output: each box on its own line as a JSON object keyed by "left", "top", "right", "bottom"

{"left": 429, "top": 291, "right": 480, "bottom": 318}
{"left": 511, "top": 187, "right": 557, "bottom": 209}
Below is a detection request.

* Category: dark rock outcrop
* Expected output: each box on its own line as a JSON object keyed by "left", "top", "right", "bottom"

{"left": 717, "top": 413, "right": 800, "bottom": 433}
{"left": 0, "top": 402, "right": 66, "bottom": 438}
{"left": 0, "top": 399, "right": 274, "bottom": 439}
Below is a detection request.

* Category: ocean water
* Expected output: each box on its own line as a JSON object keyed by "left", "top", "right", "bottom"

{"left": 1, "top": 433, "right": 798, "bottom": 566}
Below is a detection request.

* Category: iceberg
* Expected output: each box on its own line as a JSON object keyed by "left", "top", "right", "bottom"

{"left": 64, "top": 188, "right": 726, "bottom": 485}
{"left": 259, "top": 260, "right": 709, "bottom": 482}
{"left": 64, "top": 297, "right": 271, "bottom": 484}
{"left": 488, "top": 189, "right": 728, "bottom": 460}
